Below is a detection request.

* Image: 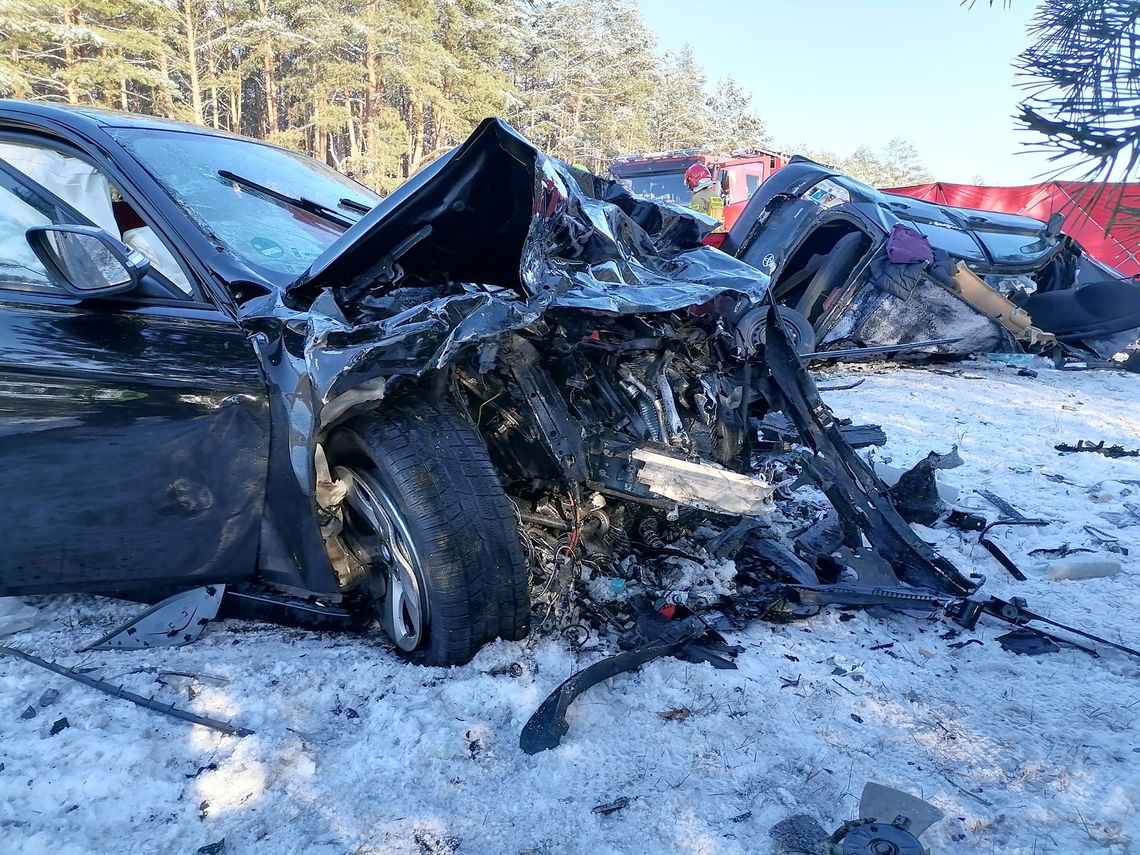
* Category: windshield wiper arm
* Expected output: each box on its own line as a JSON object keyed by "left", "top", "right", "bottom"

{"left": 338, "top": 197, "right": 373, "bottom": 214}
{"left": 217, "top": 170, "right": 356, "bottom": 229}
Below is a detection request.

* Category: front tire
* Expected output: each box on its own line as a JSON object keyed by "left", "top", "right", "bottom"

{"left": 326, "top": 398, "right": 530, "bottom": 665}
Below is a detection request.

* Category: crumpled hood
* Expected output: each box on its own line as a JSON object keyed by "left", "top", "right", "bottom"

{"left": 292, "top": 117, "right": 770, "bottom": 318}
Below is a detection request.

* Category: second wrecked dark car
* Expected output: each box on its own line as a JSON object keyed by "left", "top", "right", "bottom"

{"left": 0, "top": 103, "right": 974, "bottom": 666}
{"left": 720, "top": 157, "right": 1140, "bottom": 361}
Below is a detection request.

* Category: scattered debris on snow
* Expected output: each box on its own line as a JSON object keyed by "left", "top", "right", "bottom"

{"left": 2, "top": 362, "right": 1139, "bottom": 854}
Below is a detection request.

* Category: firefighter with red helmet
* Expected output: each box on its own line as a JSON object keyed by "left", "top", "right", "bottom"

{"left": 684, "top": 162, "right": 724, "bottom": 225}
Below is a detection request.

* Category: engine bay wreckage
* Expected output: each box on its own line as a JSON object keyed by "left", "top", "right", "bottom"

{"left": 720, "top": 157, "right": 1140, "bottom": 364}
{"left": 265, "top": 118, "right": 978, "bottom": 623}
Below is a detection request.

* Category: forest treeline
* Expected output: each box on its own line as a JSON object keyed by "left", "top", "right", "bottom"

{"left": 0, "top": 0, "right": 931, "bottom": 191}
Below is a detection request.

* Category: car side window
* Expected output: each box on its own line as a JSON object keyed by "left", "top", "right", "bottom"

{"left": 0, "top": 166, "right": 67, "bottom": 293}
{"left": 0, "top": 140, "right": 195, "bottom": 295}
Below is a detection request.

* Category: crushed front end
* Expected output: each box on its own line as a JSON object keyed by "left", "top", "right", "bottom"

{"left": 247, "top": 118, "right": 976, "bottom": 642}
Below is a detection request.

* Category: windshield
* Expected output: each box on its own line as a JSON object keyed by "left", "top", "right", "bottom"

{"left": 622, "top": 171, "right": 689, "bottom": 204}
{"left": 113, "top": 129, "right": 381, "bottom": 277}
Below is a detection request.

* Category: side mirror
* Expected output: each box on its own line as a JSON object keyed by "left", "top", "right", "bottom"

{"left": 720, "top": 171, "right": 731, "bottom": 195}
{"left": 25, "top": 224, "right": 149, "bottom": 297}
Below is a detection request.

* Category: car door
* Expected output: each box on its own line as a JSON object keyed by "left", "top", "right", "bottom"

{"left": 0, "top": 157, "right": 271, "bottom": 595}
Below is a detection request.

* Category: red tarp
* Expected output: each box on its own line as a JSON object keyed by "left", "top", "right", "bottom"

{"left": 885, "top": 181, "right": 1140, "bottom": 277}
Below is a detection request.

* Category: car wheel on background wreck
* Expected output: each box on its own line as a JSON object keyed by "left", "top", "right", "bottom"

{"left": 743, "top": 305, "right": 817, "bottom": 357}
{"left": 325, "top": 399, "right": 530, "bottom": 665}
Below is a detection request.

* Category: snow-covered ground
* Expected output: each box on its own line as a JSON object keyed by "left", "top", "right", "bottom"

{"left": 2, "top": 360, "right": 1139, "bottom": 855}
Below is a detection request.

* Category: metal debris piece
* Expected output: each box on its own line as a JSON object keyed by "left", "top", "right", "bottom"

{"left": 996, "top": 628, "right": 1064, "bottom": 656}
{"left": 978, "top": 519, "right": 1050, "bottom": 582}
{"left": 777, "top": 584, "right": 953, "bottom": 613}
{"left": 630, "top": 447, "right": 776, "bottom": 517}
{"left": 0, "top": 645, "right": 252, "bottom": 737}
{"left": 1029, "top": 544, "right": 1096, "bottom": 559}
{"left": 980, "top": 537, "right": 1028, "bottom": 582}
{"left": 1055, "top": 440, "right": 1140, "bottom": 458}
{"left": 955, "top": 596, "right": 1138, "bottom": 659}
{"left": 976, "top": 489, "right": 1032, "bottom": 521}
{"left": 816, "top": 378, "right": 867, "bottom": 392}
{"left": 858, "top": 783, "right": 943, "bottom": 837}
{"left": 764, "top": 308, "right": 976, "bottom": 596}
{"left": 833, "top": 822, "right": 925, "bottom": 855}
{"left": 803, "top": 337, "right": 964, "bottom": 361}
{"left": 155, "top": 670, "right": 230, "bottom": 687}
{"left": 839, "top": 423, "right": 887, "bottom": 448}
{"left": 750, "top": 584, "right": 1140, "bottom": 663}
{"left": 591, "top": 797, "right": 630, "bottom": 815}
{"left": 830, "top": 783, "right": 943, "bottom": 855}
{"left": 79, "top": 585, "right": 225, "bottom": 652}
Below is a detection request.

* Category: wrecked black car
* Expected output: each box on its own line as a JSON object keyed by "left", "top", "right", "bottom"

{"left": 720, "top": 157, "right": 1140, "bottom": 360}
{"left": 0, "top": 102, "right": 977, "bottom": 666}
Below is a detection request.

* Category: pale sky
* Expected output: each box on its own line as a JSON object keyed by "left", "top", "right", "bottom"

{"left": 636, "top": 0, "right": 1059, "bottom": 185}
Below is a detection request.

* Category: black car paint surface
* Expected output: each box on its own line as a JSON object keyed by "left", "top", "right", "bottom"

{"left": 0, "top": 103, "right": 306, "bottom": 595}
{"left": 0, "top": 291, "right": 268, "bottom": 593}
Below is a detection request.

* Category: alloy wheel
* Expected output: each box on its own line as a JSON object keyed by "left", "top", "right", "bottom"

{"left": 333, "top": 465, "right": 428, "bottom": 652}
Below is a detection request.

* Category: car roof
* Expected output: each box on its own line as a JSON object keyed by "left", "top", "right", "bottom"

{"left": 0, "top": 99, "right": 243, "bottom": 139}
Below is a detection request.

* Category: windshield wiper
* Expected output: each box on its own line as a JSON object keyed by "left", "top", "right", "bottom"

{"left": 338, "top": 197, "right": 373, "bottom": 215}
{"left": 218, "top": 170, "right": 356, "bottom": 229}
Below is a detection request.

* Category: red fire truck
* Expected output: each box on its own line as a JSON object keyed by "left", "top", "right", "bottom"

{"left": 609, "top": 147, "right": 788, "bottom": 230}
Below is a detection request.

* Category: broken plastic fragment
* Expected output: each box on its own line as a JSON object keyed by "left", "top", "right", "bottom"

{"left": 996, "top": 628, "right": 1061, "bottom": 656}
{"left": 79, "top": 585, "right": 224, "bottom": 651}
{"left": 0, "top": 598, "right": 38, "bottom": 636}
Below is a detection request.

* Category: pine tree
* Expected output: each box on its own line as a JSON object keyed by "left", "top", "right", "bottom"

{"left": 705, "top": 75, "right": 769, "bottom": 153}
{"left": 509, "top": 0, "right": 657, "bottom": 170}
{"left": 645, "top": 46, "right": 708, "bottom": 151}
